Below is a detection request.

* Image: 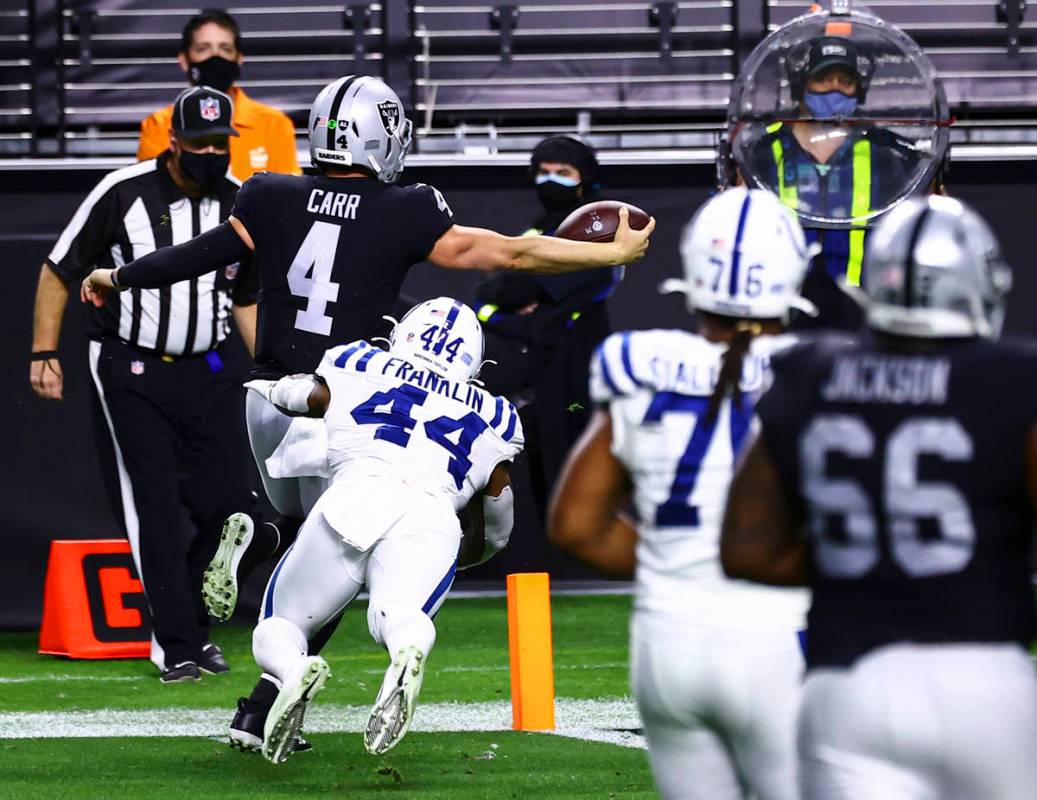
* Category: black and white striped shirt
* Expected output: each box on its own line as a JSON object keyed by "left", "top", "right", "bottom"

{"left": 47, "top": 152, "right": 256, "bottom": 356}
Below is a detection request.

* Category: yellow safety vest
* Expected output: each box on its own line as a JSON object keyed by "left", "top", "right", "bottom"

{"left": 768, "top": 124, "right": 872, "bottom": 286}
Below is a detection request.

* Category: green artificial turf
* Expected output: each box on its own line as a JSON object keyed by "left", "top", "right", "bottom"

{"left": 0, "top": 595, "right": 633, "bottom": 712}
{"left": 0, "top": 594, "right": 651, "bottom": 799}
{"left": 0, "top": 732, "right": 655, "bottom": 800}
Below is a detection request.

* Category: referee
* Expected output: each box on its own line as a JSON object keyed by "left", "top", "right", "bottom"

{"left": 30, "top": 86, "right": 257, "bottom": 682}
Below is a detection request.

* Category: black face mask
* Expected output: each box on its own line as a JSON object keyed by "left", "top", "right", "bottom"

{"left": 535, "top": 178, "right": 581, "bottom": 213}
{"left": 178, "top": 150, "right": 229, "bottom": 192}
{"left": 188, "top": 56, "right": 240, "bottom": 92}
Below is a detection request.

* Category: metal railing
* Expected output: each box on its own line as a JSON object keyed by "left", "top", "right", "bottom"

{"left": 3, "top": 1, "right": 1037, "bottom": 159}
{"left": 0, "top": 2, "right": 37, "bottom": 154}
{"left": 54, "top": 1, "right": 386, "bottom": 154}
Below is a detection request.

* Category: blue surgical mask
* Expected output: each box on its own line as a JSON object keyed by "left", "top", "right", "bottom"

{"left": 804, "top": 91, "right": 858, "bottom": 120}
{"left": 534, "top": 173, "right": 580, "bottom": 188}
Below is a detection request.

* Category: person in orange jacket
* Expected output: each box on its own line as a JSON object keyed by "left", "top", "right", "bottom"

{"left": 137, "top": 9, "right": 300, "bottom": 181}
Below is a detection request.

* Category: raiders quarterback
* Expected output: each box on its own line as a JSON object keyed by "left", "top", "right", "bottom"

{"left": 241, "top": 298, "right": 523, "bottom": 763}
{"left": 80, "top": 73, "right": 652, "bottom": 591}
{"left": 549, "top": 188, "right": 814, "bottom": 800}
{"left": 79, "top": 75, "right": 652, "bottom": 752}
{"left": 721, "top": 195, "right": 1037, "bottom": 799}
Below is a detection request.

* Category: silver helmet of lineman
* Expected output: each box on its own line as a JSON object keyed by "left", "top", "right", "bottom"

{"left": 308, "top": 75, "right": 413, "bottom": 183}
{"left": 863, "top": 196, "right": 1012, "bottom": 339}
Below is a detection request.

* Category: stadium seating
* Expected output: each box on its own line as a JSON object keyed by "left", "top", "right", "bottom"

{"left": 55, "top": 0, "right": 385, "bottom": 153}
{"left": 0, "top": 0, "right": 36, "bottom": 154}
{"left": 4, "top": 0, "right": 1037, "bottom": 157}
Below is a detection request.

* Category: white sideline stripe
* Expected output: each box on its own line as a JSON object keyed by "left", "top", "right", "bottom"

{"left": 0, "top": 663, "right": 626, "bottom": 681}
{"left": 0, "top": 698, "right": 646, "bottom": 749}
{"left": 436, "top": 662, "right": 627, "bottom": 674}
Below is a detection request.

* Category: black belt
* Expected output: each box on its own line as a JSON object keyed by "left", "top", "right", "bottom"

{"left": 92, "top": 334, "right": 225, "bottom": 365}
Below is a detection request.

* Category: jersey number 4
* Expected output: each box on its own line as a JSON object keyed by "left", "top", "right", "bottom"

{"left": 287, "top": 221, "right": 341, "bottom": 336}
{"left": 351, "top": 385, "right": 488, "bottom": 489}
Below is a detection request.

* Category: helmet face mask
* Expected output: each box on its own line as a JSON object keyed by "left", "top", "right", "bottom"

{"left": 388, "top": 298, "right": 485, "bottom": 383}
{"left": 863, "top": 196, "right": 1012, "bottom": 339}
{"left": 308, "top": 75, "right": 412, "bottom": 183}
{"left": 669, "top": 188, "right": 816, "bottom": 321}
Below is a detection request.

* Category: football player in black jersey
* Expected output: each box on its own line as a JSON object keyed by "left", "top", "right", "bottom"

{"left": 720, "top": 195, "right": 1037, "bottom": 799}
{"left": 81, "top": 74, "right": 654, "bottom": 753}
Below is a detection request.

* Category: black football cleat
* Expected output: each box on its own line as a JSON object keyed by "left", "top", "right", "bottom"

{"left": 160, "top": 661, "right": 201, "bottom": 684}
{"left": 229, "top": 695, "right": 313, "bottom": 754}
{"left": 199, "top": 643, "right": 230, "bottom": 675}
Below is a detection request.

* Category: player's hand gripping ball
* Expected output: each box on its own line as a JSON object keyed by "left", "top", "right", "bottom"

{"left": 555, "top": 201, "right": 655, "bottom": 265}
{"left": 555, "top": 200, "right": 651, "bottom": 242}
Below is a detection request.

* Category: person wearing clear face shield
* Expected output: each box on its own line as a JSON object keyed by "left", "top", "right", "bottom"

{"left": 747, "top": 36, "right": 922, "bottom": 309}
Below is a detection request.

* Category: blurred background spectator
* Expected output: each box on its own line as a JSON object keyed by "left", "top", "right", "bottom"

{"left": 136, "top": 9, "right": 300, "bottom": 180}
{"left": 476, "top": 135, "right": 624, "bottom": 524}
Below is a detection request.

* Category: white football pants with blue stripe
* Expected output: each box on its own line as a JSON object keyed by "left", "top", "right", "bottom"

{"left": 246, "top": 391, "right": 329, "bottom": 520}
{"left": 251, "top": 489, "right": 459, "bottom": 687}
{"left": 799, "top": 643, "right": 1037, "bottom": 800}
{"left": 631, "top": 611, "right": 803, "bottom": 800}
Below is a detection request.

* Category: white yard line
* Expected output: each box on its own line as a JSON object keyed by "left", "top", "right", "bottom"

{"left": 0, "top": 664, "right": 626, "bottom": 679}
{"left": 437, "top": 662, "right": 627, "bottom": 674}
{"left": 0, "top": 698, "right": 645, "bottom": 749}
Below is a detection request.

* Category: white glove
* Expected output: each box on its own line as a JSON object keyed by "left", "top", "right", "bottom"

{"left": 244, "top": 375, "right": 317, "bottom": 414}
{"left": 243, "top": 379, "right": 277, "bottom": 402}
{"left": 481, "top": 485, "right": 514, "bottom": 561}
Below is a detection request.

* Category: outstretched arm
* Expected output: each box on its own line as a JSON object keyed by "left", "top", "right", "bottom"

{"left": 720, "top": 432, "right": 808, "bottom": 586}
{"left": 428, "top": 205, "right": 655, "bottom": 274}
{"left": 80, "top": 219, "right": 253, "bottom": 306}
{"left": 244, "top": 374, "right": 330, "bottom": 418}
{"left": 548, "top": 410, "right": 637, "bottom": 578}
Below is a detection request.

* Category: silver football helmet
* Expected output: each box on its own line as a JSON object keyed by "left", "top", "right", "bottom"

{"left": 308, "top": 75, "right": 413, "bottom": 183}
{"left": 864, "top": 195, "right": 1012, "bottom": 339}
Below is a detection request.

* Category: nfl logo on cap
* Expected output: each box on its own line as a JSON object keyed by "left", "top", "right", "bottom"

{"left": 199, "top": 97, "right": 221, "bottom": 122}
{"left": 130, "top": 360, "right": 145, "bottom": 376}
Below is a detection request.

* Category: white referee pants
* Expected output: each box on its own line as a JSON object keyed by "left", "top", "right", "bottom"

{"left": 251, "top": 488, "right": 460, "bottom": 686}
{"left": 799, "top": 643, "right": 1037, "bottom": 800}
{"left": 245, "top": 391, "right": 327, "bottom": 519}
{"left": 631, "top": 611, "right": 803, "bottom": 800}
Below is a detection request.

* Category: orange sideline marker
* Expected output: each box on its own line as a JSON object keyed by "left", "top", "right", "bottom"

{"left": 506, "top": 572, "right": 555, "bottom": 731}
{"left": 39, "top": 539, "right": 151, "bottom": 659}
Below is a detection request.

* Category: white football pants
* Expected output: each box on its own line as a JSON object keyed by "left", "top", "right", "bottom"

{"left": 252, "top": 488, "right": 459, "bottom": 685}
{"left": 799, "top": 643, "right": 1037, "bottom": 800}
{"left": 245, "top": 391, "right": 328, "bottom": 519}
{"left": 631, "top": 611, "right": 803, "bottom": 800}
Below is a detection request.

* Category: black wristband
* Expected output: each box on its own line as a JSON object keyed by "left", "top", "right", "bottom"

{"left": 109, "top": 267, "right": 124, "bottom": 290}
{"left": 31, "top": 351, "right": 58, "bottom": 361}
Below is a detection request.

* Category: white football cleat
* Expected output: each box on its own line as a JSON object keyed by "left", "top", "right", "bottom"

{"left": 203, "top": 513, "right": 254, "bottom": 622}
{"left": 364, "top": 646, "right": 426, "bottom": 756}
{"left": 262, "top": 656, "right": 330, "bottom": 765}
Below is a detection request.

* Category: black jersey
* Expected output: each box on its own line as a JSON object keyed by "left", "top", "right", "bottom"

{"left": 231, "top": 172, "right": 454, "bottom": 378}
{"left": 757, "top": 332, "right": 1037, "bottom": 669}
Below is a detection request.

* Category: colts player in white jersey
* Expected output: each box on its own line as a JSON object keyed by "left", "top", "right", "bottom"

{"left": 241, "top": 298, "right": 523, "bottom": 764}
{"left": 550, "top": 188, "right": 814, "bottom": 800}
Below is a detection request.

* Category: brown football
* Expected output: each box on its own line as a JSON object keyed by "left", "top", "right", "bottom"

{"left": 554, "top": 200, "right": 651, "bottom": 243}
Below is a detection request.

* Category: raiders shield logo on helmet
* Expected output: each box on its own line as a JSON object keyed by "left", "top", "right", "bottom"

{"left": 376, "top": 100, "right": 400, "bottom": 135}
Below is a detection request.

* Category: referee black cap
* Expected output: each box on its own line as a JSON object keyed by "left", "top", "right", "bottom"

{"left": 173, "top": 86, "right": 239, "bottom": 139}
